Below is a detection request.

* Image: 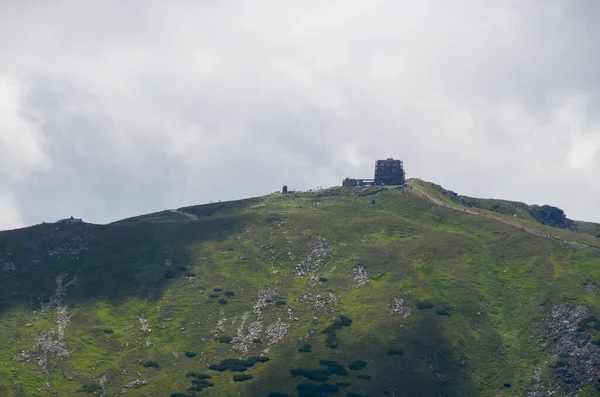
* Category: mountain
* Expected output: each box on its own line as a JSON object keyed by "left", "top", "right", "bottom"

{"left": 1, "top": 179, "right": 600, "bottom": 397}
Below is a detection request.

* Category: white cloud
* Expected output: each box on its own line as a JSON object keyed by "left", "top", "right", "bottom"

{"left": 0, "top": 0, "right": 600, "bottom": 228}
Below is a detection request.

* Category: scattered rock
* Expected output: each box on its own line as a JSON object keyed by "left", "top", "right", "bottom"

{"left": 390, "top": 297, "right": 412, "bottom": 318}
{"left": 120, "top": 379, "right": 147, "bottom": 394}
{"left": 265, "top": 319, "right": 290, "bottom": 346}
{"left": 295, "top": 236, "right": 332, "bottom": 284}
{"left": 300, "top": 293, "right": 339, "bottom": 314}
{"left": 138, "top": 316, "right": 151, "bottom": 333}
{"left": 532, "top": 304, "right": 600, "bottom": 396}
{"left": 350, "top": 265, "right": 369, "bottom": 287}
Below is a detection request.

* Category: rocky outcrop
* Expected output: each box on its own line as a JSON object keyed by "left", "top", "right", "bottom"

{"left": 295, "top": 236, "right": 332, "bottom": 284}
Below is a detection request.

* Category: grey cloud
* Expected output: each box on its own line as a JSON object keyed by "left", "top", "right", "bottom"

{"left": 0, "top": 0, "right": 599, "bottom": 230}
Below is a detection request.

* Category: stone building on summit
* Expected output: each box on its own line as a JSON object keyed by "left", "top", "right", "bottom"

{"left": 342, "top": 158, "right": 405, "bottom": 187}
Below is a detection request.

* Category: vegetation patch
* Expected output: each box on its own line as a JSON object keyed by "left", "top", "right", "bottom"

{"left": 218, "top": 298, "right": 228, "bottom": 304}
{"left": 224, "top": 291, "right": 235, "bottom": 297}
{"left": 321, "top": 315, "right": 353, "bottom": 349}
{"left": 386, "top": 349, "right": 404, "bottom": 356}
{"left": 268, "top": 393, "right": 291, "bottom": 397}
{"left": 184, "top": 272, "right": 196, "bottom": 277}
{"left": 81, "top": 384, "right": 102, "bottom": 393}
{"left": 142, "top": 361, "right": 159, "bottom": 368}
{"left": 552, "top": 360, "right": 570, "bottom": 368}
{"left": 275, "top": 300, "right": 287, "bottom": 306}
{"left": 233, "top": 374, "right": 254, "bottom": 382}
{"left": 209, "top": 356, "right": 269, "bottom": 372}
{"left": 357, "top": 375, "right": 371, "bottom": 380}
{"left": 336, "top": 382, "right": 351, "bottom": 388}
{"left": 436, "top": 309, "right": 450, "bottom": 316}
{"left": 578, "top": 316, "right": 600, "bottom": 332}
{"left": 348, "top": 360, "right": 368, "bottom": 371}
{"left": 103, "top": 328, "right": 114, "bottom": 334}
{"left": 185, "top": 372, "right": 212, "bottom": 379}
{"left": 208, "top": 293, "right": 220, "bottom": 298}
{"left": 415, "top": 301, "right": 434, "bottom": 309}
{"left": 347, "top": 393, "right": 370, "bottom": 397}
{"left": 298, "top": 343, "right": 312, "bottom": 353}
{"left": 319, "top": 276, "right": 329, "bottom": 282}
{"left": 184, "top": 351, "right": 197, "bottom": 358}
{"left": 213, "top": 288, "right": 222, "bottom": 292}
{"left": 164, "top": 271, "right": 176, "bottom": 279}
{"left": 290, "top": 368, "right": 330, "bottom": 382}
{"left": 219, "top": 336, "right": 233, "bottom": 344}
{"left": 320, "top": 359, "right": 349, "bottom": 376}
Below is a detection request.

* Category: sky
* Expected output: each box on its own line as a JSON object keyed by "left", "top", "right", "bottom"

{"left": 1, "top": 0, "right": 600, "bottom": 230}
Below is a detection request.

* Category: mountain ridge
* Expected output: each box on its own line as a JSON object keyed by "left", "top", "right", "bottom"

{"left": 1, "top": 181, "right": 600, "bottom": 396}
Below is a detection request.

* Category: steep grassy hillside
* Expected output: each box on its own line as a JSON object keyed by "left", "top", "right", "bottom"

{"left": 2, "top": 183, "right": 600, "bottom": 397}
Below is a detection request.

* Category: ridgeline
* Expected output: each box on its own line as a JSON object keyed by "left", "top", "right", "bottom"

{"left": 1, "top": 179, "right": 600, "bottom": 396}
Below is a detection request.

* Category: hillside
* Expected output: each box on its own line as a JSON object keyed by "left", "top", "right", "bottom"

{"left": 1, "top": 180, "right": 600, "bottom": 397}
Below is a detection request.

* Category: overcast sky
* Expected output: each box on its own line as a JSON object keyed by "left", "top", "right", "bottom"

{"left": 1, "top": 0, "right": 599, "bottom": 230}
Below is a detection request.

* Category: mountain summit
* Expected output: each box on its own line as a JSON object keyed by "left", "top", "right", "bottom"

{"left": 1, "top": 179, "right": 600, "bottom": 396}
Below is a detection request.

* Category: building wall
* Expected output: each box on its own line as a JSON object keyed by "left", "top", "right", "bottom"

{"left": 374, "top": 158, "right": 405, "bottom": 186}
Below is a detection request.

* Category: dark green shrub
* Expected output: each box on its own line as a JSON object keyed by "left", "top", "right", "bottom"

{"left": 386, "top": 349, "right": 404, "bottom": 356}
{"left": 436, "top": 309, "right": 450, "bottom": 316}
{"left": 357, "top": 375, "right": 371, "bottom": 380}
{"left": 319, "top": 277, "right": 328, "bottom": 282}
{"left": 322, "top": 316, "right": 352, "bottom": 349}
{"left": 578, "top": 316, "right": 600, "bottom": 331}
{"left": 298, "top": 344, "right": 312, "bottom": 353}
{"left": 178, "top": 267, "right": 187, "bottom": 272}
{"left": 191, "top": 379, "right": 214, "bottom": 387}
{"left": 552, "top": 360, "right": 570, "bottom": 368}
{"left": 82, "top": 384, "right": 102, "bottom": 393}
{"left": 184, "top": 351, "right": 197, "bottom": 358}
{"left": 224, "top": 291, "right": 235, "bottom": 297}
{"left": 348, "top": 360, "right": 368, "bottom": 371}
{"left": 249, "top": 356, "right": 270, "bottom": 363}
{"left": 290, "top": 368, "right": 329, "bottom": 382}
{"left": 219, "top": 337, "right": 233, "bottom": 344}
{"left": 170, "top": 394, "right": 189, "bottom": 397}
{"left": 503, "top": 383, "right": 512, "bottom": 388}
{"left": 592, "top": 340, "right": 600, "bottom": 347}
{"left": 185, "top": 372, "right": 211, "bottom": 379}
{"left": 268, "top": 393, "right": 291, "bottom": 397}
{"left": 142, "top": 361, "right": 159, "bottom": 368}
{"left": 275, "top": 300, "right": 287, "bottom": 306}
{"left": 218, "top": 299, "right": 228, "bottom": 304}
{"left": 164, "top": 271, "right": 176, "bottom": 279}
{"left": 213, "top": 288, "right": 222, "bottom": 292}
{"left": 253, "top": 338, "right": 262, "bottom": 344}
{"left": 184, "top": 272, "right": 196, "bottom": 277}
{"left": 416, "top": 301, "right": 434, "bottom": 309}
{"left": 336, "top": 382, "right": 351, "bottom": 387}
{"left": 233, "top": 374, "right": 253, "bottom": 382}
{"left": 347, "top": 393, "right": 369, "bottom": 397}
{"left": 209, "top": 357, "right": 268, "bottom": 372}
{"left": 208, "top": 293, "right": 220, "bottom": 298}
{"left": 319, "top": 360, "right": 348, "bottom": 376}
{"left": 103, "top": 329, "right": 114, "bottom": 334}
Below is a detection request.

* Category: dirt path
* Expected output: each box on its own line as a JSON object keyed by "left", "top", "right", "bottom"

{"left": 406, "top": 182, "right": 600, "bottom": 252}
{"left": 169, "top": 209, "right": 198, "bottom": 221}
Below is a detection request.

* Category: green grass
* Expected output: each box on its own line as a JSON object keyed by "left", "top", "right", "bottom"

{"left": 1, "top": 182, "right": 600, "bottom": 395}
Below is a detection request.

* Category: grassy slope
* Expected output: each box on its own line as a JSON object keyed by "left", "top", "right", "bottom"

{"left": 0, "top": 186, "right": 600, "bottom": 396}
